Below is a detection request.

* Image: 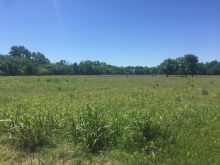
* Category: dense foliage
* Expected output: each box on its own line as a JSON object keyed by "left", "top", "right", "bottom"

{"left": 0, "top": 45, "right": 220, "bottom": 76}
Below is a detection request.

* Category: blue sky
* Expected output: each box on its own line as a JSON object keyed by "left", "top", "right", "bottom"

{"left": 0, "top": 0, "right": 219, "bottom": 67}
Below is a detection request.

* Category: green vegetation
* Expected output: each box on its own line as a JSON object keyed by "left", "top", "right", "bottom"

{"left": 1, "top": 45, "right": 220, "bottom": 76}
{"left": 0, "top": 75, "right": 220, "bottom": 164}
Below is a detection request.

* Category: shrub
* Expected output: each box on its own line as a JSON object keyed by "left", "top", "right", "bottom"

{"left": 201, "top": 89, "right": 209, "bottom": 95}
{"left": 46, "top": 78, "right": 52, "bottom": 82}
{"left": 68, "top": 92, "right": 73, "bottom": 98}
{"left": 53, "top": 77, "right": 61, "bottom": 83}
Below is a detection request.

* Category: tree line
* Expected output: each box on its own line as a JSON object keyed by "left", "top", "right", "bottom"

{"left": 0, "top": 46, "right": 220, "bottom": 76}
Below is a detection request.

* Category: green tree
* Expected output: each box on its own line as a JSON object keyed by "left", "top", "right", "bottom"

{"left": 159, "top": 58, "right": 178, "bottom": 77}
{"left": 0, "top": 54, "right": 9, "bottom": 75}
{"left": 124, "top": 66, "right": 135, "bottom": 75}
{"left": 207, "top": 61, "right": 220, "bottom": 75}
{"left": 113, "top": 66, "right": 124, "bottom": 75}
{"left": 72, "top": 62, "right": 79, "bottom": 75}
{"left": 176, "top": 57, "right": 187, "bottom": 76}
{"left": 197, "top": 62, "right": 207, "bottom": 75}
{"left": 32, "top": 52, "right": 50, "bottom": 65}
{"left": 211, "top": 62, "right": 220, "bottom": 75}
{"left": 149, "top": 67, "right": 158, "bottom": 76}
{"left": 134, "top": 66, "right": 145, "bottom": 75}
{"left": 184, "top": 54, "right": 198, "bottom": 77}
{"left": 9, "top": 46, "right": 31, "bottom": 59}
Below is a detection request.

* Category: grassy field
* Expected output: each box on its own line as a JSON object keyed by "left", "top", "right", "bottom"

{"left": 0, "top": 75, "right": 220, "bottom": 164}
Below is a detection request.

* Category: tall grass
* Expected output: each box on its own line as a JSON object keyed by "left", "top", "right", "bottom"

{"left": 0, "top": 75, "right": 220, "bottom": 164}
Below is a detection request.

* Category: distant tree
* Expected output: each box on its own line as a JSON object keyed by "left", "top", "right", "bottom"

{"left": 6, "top": 56, "right": 24, "bottom": 75}
{"left": 212, "top": 62, "right": 220, "bottom": 75}
{"left": 113, "top": 66, "right": 124, "bottom": 75}
{"left": 176, "top": 57, "right": 187, "bottom": 76}
{"left": 3, "top": 45, "right": 220, "bottom": 76}
{"left": 32, "top": 52, "right": 50, "bottom": 65}
{"left": 78, "top": 61, "right": 94, "bottom": 75}
{"left": 134, "top": 66, "right": 145, "bottom": 75}
{"left": 159, "top": 58, "right": 178, "bottom": 77}
{"left": 9, "top": 46, "right": 31, "bottom": 59}
{"left": 207, "top": 61, "right": 220, "bottom": 75}
{"left": 149, "top": 67, "right": 158, "bottom": 76}
{"left": 72, "top": 62, "right": 79, "bottom": 75}
{"left": 0, "top": 54, "right": 9, "bottom": 75}
{"left": 197, "top": 62, "right": 207, "bottom": 75}
{"left": 124, "top": 66, "right": 135, "bottom": 75}
{"left": 144, "top": 66, "right": 150, "bottom": 74}
{"left": 206, "top": 60, "right": 218, "bottom": 70}
{"left": 184, "top": 54, "right": 198, "bottom": 77}
{"left": 56, "top": 60, "right": 68, "bottom": 66}
{"left": 38, "top": 68, "right": 50, "bottom": 75}
{"left": 100, "top": 62, "right": 114, "bottom": 74}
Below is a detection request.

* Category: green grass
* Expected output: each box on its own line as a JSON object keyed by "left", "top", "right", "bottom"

{"left": 0, "top": 75, "right": 220, "bottom": 164}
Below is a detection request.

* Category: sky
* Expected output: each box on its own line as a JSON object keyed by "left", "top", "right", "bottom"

{"left": 0, "top": 0, "right": 219, "bottom": 67}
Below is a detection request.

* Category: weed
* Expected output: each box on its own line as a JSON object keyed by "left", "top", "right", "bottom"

{"left": 201, "top": 89, "right": 209, "bottom": 95}
{"left": 53, "top": 77, "right": 60, "bottom": 83}
{"left": 68, "top": 92, "right": 73, "bottom": 98}
{"left": 46, "top": 78, "right": 52, "bottom": 82}
{"left": 175, "top": 96, "right": 181, "bottom": 102}
{"left": 71, "top": 78, "right": 77, "bottom": 83}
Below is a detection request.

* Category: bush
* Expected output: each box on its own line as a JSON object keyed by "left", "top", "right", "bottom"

{"left": 46, "top": 78, "right": 52, "bottom": 82}
{"left": 53, "top": 77, "right": 61, "bottom": 83}
{"left": 201, "top": 89, "right": 209, "bottom": 95}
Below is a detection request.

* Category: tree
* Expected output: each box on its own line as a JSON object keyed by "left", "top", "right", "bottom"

{"left": 78, "top": 61, "right": 94, "bottom": 75}
{"left": 9, "top": 46, "right": 31, "bottom": 59}
{"left": 0, "top": 54, "right": 9, "bottom": 75}
{"left": 197, "top": 62, "right": 207, "bottom": 75}
{"left": 113, "top": 66, "right": 124, "bottom": 75}
{"left": 211, "top": 62, "right": 220, "bottom": 75}
{"left": 32, "top": 52, "right": 50, "bottom": 65}
{"left": 134, "top": 66, "right": 145, "bottom": 75}
{"left": 207, "top": 61, "right": 220, "bottom": 75}
{"left": 176, "top": 57, "right": 187, "bottom": 76}
{"left": 159, "top": 58, "right": 178, "bottom": 77}
{"left": 184, "top": 54, "right": 198, "bottom": 77}
{"left": 144, "top": 66, "right": 150, "bottom": 74}
{"left": 71, "top": 62, "right": 78, "bottom": 75}
{"left": 124, "top": 66, "right": 134, "bottom": 75}
{"left": 149, "top": 67, "right": 158, "bottom": 76}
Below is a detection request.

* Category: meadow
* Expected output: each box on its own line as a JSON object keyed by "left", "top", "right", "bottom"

{"left": 0, "top": 75, "right": 220, "bottom": 164}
